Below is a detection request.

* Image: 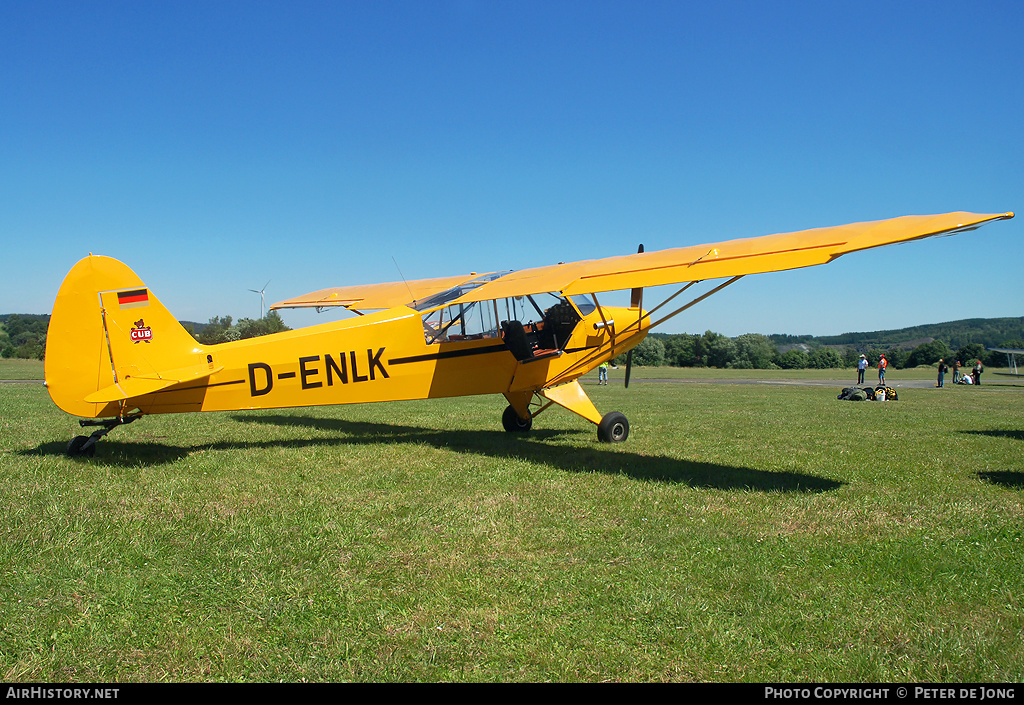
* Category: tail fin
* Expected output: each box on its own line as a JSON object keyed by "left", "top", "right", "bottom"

{"left": 45, "top": 255, "right": 214, "bottom": 418}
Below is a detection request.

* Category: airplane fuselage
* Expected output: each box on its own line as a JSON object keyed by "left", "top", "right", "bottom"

{"left": 53, "top": 297, "right": 646, "bottom": 419}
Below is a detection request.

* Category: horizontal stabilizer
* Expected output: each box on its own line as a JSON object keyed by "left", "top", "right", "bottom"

{"left": 84, "top": 365, "right": 223, "bottom": 403}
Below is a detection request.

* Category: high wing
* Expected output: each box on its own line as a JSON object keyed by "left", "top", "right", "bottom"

{"left": 270, "top": 273, "right": 484, "bottom": 313}
{"left": 448, "top": 211, "right": 1013, "bottom": 305}
{"left": 269, "top": 212, "right": 1013, "bottom": 314}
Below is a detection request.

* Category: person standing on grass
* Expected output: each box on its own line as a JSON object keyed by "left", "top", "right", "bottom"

{"left": 953, "top": 359, "right": 962, "bottom": 384}
{"left": 878, "top": 354, "right": 888, "bottom": 385}
{"left": 973, "top": 359, "right": 983, "bottom": 386}
{"left": 857, "top": 354, "right": 868, "bottom": 384}
{"left": 598, "top": 361, "right": 609, "bottom": 385}
{"left": 937, "top": 359, "right": 947, "bottom": 388}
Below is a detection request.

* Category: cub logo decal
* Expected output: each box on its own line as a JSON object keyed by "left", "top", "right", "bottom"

{"left": 130, "top": 319, "right": 153, "bottom": 343}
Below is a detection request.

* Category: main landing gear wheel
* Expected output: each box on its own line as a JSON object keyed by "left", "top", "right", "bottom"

{"left": 502, "top": 404, "right": 533, "bottom": 432}
{"left": 597, "top": 411, "right": 629, "bottom": 443}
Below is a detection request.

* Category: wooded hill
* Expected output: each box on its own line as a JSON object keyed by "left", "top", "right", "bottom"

{"left": 637, "top": 317, "right": 1024, "bottom": 369}
{"left": 765, "top": 317, "right": 1024, "bottom": 352}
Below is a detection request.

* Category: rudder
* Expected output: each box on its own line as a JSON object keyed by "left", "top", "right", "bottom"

{"left": 45, "top": 255, "right": 206, "bottom": 418}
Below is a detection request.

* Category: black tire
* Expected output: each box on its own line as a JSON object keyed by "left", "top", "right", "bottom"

{"left": 67, "top": 435, "right": 95, "bottom": 457}
{"left": 597, "top": 411, "right": 629, "bottom": 443}
{"left": 502, "top": 405, "right": 533, "bottom": 432}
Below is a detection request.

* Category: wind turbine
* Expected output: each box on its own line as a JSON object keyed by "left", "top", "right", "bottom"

{"left": 249, "top": 280, "right": 270, "bottom": 319}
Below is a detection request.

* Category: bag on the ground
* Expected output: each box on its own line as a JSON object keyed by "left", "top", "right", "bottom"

{"left": 838, "top": 387, "right": 868, "bottom": 401}
{"left": 875, "top": 385, "right": 898, "bottom": 401}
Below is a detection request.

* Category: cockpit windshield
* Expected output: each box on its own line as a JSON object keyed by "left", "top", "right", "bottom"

{"left": 568, "top": 294, "right": 596, "bottom": 317}
{"left": 408, "top": 271, "right": 512, "bottom": 312}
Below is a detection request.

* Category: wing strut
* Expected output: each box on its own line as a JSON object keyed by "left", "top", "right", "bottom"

{"left": 643, "top": 276, "right": 746, "bottom": 332}
{"left": 541, "top": 276, "right": 745, "bottom": 391}
{"left": 611, "top": 275, "right": 746, "bottom": 339}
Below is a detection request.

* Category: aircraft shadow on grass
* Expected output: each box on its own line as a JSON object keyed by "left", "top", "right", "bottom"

{"left": 962, "top": 429, "right": 1024, "bottom": 442}
{"left": 961, "top": 429, "right": 1024, "bottom": 489}
{"left": 25, "top": 414, "right": 842, "bottom": 493}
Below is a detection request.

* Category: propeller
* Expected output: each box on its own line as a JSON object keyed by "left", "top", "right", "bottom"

{"left": 625, "top": 244, "right": 644, "bottom": 388}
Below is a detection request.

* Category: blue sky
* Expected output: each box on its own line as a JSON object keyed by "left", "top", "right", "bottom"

{"left": 2, "top": 1, "right": 1021, "bottom": 337}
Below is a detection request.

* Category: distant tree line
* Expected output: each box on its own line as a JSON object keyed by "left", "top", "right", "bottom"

{"left": 0, "top": 314, "right": 48, "bottom": 360}
{"left": 183, "top": 311, "right": 290, "bottom": 344}
{"left": 616, "top": 331, "right": 1023, "bottom": 370}
{"left": 0, "top": 312, "right": 290, "bottom": 360}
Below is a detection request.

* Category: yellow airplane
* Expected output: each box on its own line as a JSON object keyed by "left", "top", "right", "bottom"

{"left": 45, "top": 211, "right": 1013, "bottom": 456}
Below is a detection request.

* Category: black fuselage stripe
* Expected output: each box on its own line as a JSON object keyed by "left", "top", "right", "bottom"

{"left": 148, "top": 379, "right": 246, "bottom": 395}
{"left": 389, "top": 344, "right": 510, "bottom": 366}
{"left": 389, "top": 342, "right": 605, "bottom": 366}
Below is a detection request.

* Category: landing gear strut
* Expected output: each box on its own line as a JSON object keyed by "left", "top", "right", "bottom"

{"left": 66, "top": 414, "right": 142, "bottom": 457}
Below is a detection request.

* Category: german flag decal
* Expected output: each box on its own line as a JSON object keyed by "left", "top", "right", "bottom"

{"left": 117, "top": 289, "right": 149, "bottom": 309}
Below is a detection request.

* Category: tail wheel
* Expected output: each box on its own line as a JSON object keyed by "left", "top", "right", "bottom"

{"left": 67, "top": 435, "right": 95, "bottom": 457}
{"left": 597, "top": 411, "right": 629, "bottom": 443}
{"left": 502, "top": 404, "right": 533, "bottom": 432}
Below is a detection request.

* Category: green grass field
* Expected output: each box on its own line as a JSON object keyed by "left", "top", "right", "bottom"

{"left": 0, "top": 359, "right": 45, "bottom": 380}
{"left": 1, "top": 364, "right": 1022, "bottom": 682}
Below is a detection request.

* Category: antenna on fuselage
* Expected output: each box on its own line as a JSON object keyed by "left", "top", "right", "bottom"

{"left": 392, "top": 257, "right": 415, "bottom": 305}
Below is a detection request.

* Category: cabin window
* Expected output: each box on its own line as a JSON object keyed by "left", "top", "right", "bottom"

{"left": 421, "top": 292, "right": 583, "bottom": 359}
{"left": 422, "top": 299, "right": 501, "bottom": 344}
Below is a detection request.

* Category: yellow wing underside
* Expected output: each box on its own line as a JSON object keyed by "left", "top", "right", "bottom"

{"left": 272, "top": 212, "right": 1013, "bottom": 312}
{"left": 270, "top": 274, "right": 476, "bottom": 312}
